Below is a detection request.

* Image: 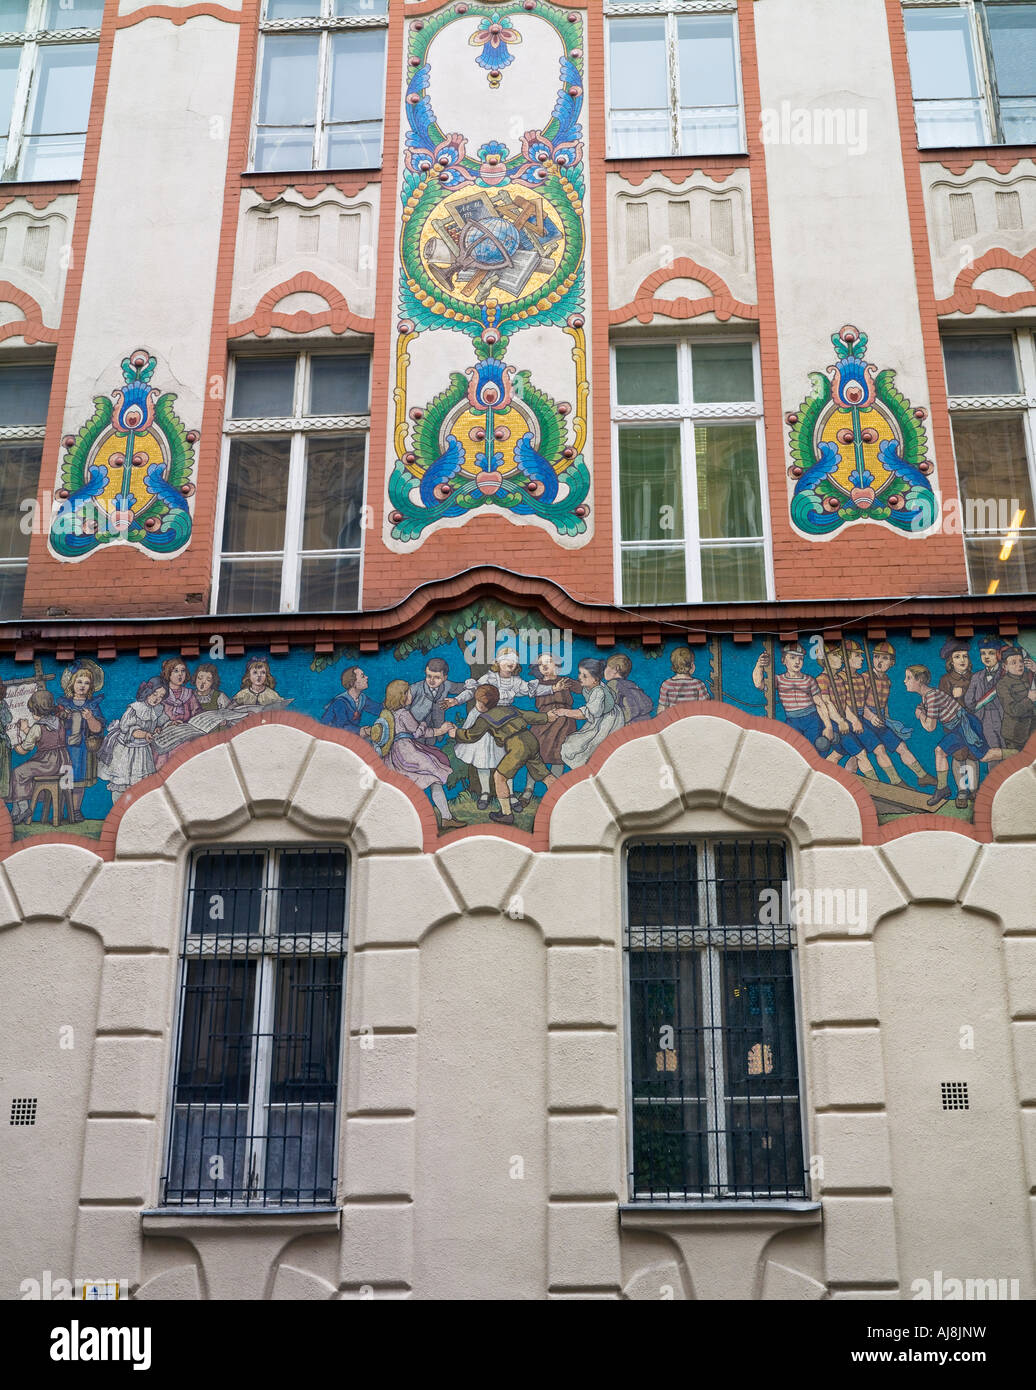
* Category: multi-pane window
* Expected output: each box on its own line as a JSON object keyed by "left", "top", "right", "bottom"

{"left": 612, "top": 338, "right": 770, "bottom": 604}
{"left": 251, "top": 0, "right": 388, "bottom": 172}
{"left": 904, "top": 2, "right": 1036, "bottom": 147}
{"left": 605, "top": 2, "right": 744, "bottom": 158}
{"left": 625, "top": 840, "right": 807, "bottom": 1202}
{"left": 216, "top": 350, "right": 369, "bottom": 614}
{"left": 0, "top": 359, "right": 50, "bottom": 618}
{"left": 944, "top": 330, "right": 1036, "bottom": 595}
{"left": 0, "top": 0, "right": 100, "bottom": 181}
{"left": 163, "top": 848, "right": 348, "bottom": 1208}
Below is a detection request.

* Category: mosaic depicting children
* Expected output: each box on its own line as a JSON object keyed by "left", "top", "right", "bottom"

{"left": 963, "top": 637, "right": 1005, "bottom": 751}
{"left": 904, "top": 665, "right": 1006, "bottom": 808}
{"left": 815, "top": 643, "right": 879, "bottom": 778}
{"left": 97, "top": 677, "right": 171, "bottom": 801}
{"left": 446, "top": 648, "right": 542, "bottom": 811}
{"left": 368, "top": 678, "right": 463, "bottom": 832}
{"left": 605, "top": 652, "right": 653, "bottom": 725}
{"left": 234, "top": 658, "right": 280, "bottom": 707}
{"left": 444, "top": 683, "right": 556, "bottom": 826}
{"left": 8, "top": 689, "right": 70, "bottom": 825}
{"left": 857, "top": 640, "right": 934, "bottom": 789}
{"left": 996, "top": 645, "right": 1036, "bottom": 753}
{"left": 753, "top": 643, "right": 835, "bottom": 756}
{"left": 0, "top": 676, "right": 11, "bottom": 803}
{"left": 530, "top": 650, "right": 575, "bottom": 779}
{"left": 548, "top": 657, "right": 625, "bottom": 769}
{"left": 57, "top": 658, "right": 106, "bottom": 818}
{"left": 194, "top": 663, "right": 231, "bottom": 714}
{"left": 322, "top": 665, "right": 379, "bottom": 730}
{"left": 160, "top": 658, "right": 201, "bottom": 725}
{"left": 658, "top": 647, "right": 710, "bottom": 708}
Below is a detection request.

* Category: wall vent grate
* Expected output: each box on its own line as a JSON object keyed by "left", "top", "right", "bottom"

{"left": 9, "top": 1097, "right": 37, "bottom": 1125}
{"left": 941, "top": 1081, "right": 969, "bottom": 1111}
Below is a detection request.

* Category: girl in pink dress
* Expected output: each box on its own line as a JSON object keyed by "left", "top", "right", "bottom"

{"left": 369, "top": 679, "right": 463, "bottom": 831}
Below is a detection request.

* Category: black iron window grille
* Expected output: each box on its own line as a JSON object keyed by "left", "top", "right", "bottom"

{"left": 625, "top": 839, "right": 807, "bottom": 1202}
{"left": 162, "top": 846, "right": 348, "bottom": 1208}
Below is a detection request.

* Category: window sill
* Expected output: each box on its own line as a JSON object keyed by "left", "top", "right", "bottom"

{"left": 605, "top": 152, "right": 748, "bottom": 167}
{"left": 141, "top": 1207, "right": 341, "bottom": 1235}
{"left": 620, "top": 1201, "right": 821, "bottom": 1230}
{"left": 0, "top": 176, "right": 80, "bottom": 194}
{"left": 241, "top": 167, "right": 382, "bottom": 182}
{"left": 918, "top": 142, "right": 1036, "bottom": 159}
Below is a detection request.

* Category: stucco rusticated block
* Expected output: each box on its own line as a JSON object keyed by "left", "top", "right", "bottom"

{"left": 288, "top": 739, "right": 373, "bottom": 834}
{"left": 339, "top": 1204, "right": 413, "bottom": 1287}
{"left": 963, "top": 845, "right": 1036, "bottom": 934}
{"left": 521, "top": 853, "right": 617, "bottom": 943}
{"left": 350, "top": 855, "right": 458, "bottom": 946}
{"left": 793, "top": 847, "right": 906, "bottom": 939}
{"left": 271, "top": 1266, "right": 337, "bottom": 1300}
{"left": 548, "top": 778, "right": 617, "bottom": 852}
{"left": 548, "top": 945, "right": 619, "bottom": 1027}
{"left": 229, "top": 723, "right": 315, "bottom": 813}
{"left": 1011, "top": 1022, "right": 1036, "bottom": 1103}
{"left": 350, "top": 779, "right": 424, "bottom": 855}
{"left": 350, "top": 949, "right": 419, "bottom": 1032}
{"left": 880, "top": 832, "right": 981, "bottom": 904}
{"left": 723, "top": 729, "right": 811, "bottom": 822}
{"left": 164, "top": 744, "right": 249, "bottom": 836}
{"left": 549, "top": 1031, "right": 621, "bottom": 1113}
{"left": 595, "top": 735, "right": 683, "bottom": 826}
{"left": 346, "top": 1033, "right": 417, "bottom": 1114}
{"left": 433, "top": 837, "right": 531, "bottom": 913}
{"left": 548, "top": 1116, "right": 620, "bottom": 1199}
{"left": 343, "top": 1117, "right": 416, "bottom": 1200}
{"left": 658, "top": 715, "right": 743, "bottom": 805}
{"left": 810, "top": 1027, "right": 886, "bottom": 1109}
{"left": 788, "top": 773, "right": 864, "bottom": 847}
{"left": 98, "top": 954, "right": 174, "bottom": 1033}
{"left": 80, "top": 1119, "right": 155, "bottom": 1204}
{"left": 1003, "top": 940, "right": 1036, "bottom": 1019}
{"left": 801, "top": 942, "right": 880, "bottom": 1025}
{"left": 72, "top": 861, "right": 183, "bottom": 950}
{"left": 1020, "top": 1111, "right": 1036, "bottom": 1189}
{"left": 814, "top": 1113, "right": 892, "bottom": 1191}
{"left": 113, "top": 786, "right": 186, "bottom": 860}
{"left": 88, "top": 1036, "right": 167, "bottom": 1118}
{"left": 5, "top": 844, "right": 100, "bottom": 922}
{"left": 0, "top": 864, "right": 23, "bottom": 930}
{"left": 548, "top": 1202, "right": 621, "bottom": 1290}
{"left": 72, "top": 1207, "right": 142, "bottom": 1289}
{"left": 134, "top": 1265, "right": 202, "bottom": 1301}
{"left": 991, "top": 763, "right": 1036, "bottom": 840}
{"left": 822, "top": 1197, "right": 899, "bottom": 1285}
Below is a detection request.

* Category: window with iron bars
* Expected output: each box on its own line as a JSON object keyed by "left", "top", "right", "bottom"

{"left": 162, "top": 847, "right": 348, "bottom": 1208}
{"left": 624, "top": 839, "right": 807, "bottom": 1202}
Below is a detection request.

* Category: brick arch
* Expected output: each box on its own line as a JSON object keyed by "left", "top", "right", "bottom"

{"left": 228, "top": 272, "right": 376, "bottom": 340}
{"left": 609, "top": 257, "right": 758, "bottom": 326}
{"left": 936, "top": 247, "right": 1036, "bottom": 315}
{"left": 0, "top": 280, "right": 58, "bottom": 344}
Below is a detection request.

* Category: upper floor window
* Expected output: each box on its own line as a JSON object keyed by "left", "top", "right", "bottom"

{"left": 944, "top": 329, "right": 1036, "bottom": 594}
{"left": 163, "top": 847, "right": 349, "bottom": 1208}
{"left": 605, "top": 2, "right": 744, "bottom": 158}
{"left": 904, "top": 2, "right": 1036, "bottom": 147}
{"left": 625, "top": 839, "right": 807, "bottom": 1202}
{"left": 0, "top": 0, "right": 100, "bottom": 182}
{"left": 215, "top": 349, "right": 370, "bottom": 615}
{"left": 0, "top": 358, "right": 50, "bottom": 617}
{"left": 612, "top": 338, "right": 770, "bottom": 605}
{"left": 251, "top": 0, "right": 388, "bottom": 173}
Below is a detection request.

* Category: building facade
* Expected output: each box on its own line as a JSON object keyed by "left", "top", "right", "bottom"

{"left": 1, "top": 0, "right": 1036, "bottom": 1300}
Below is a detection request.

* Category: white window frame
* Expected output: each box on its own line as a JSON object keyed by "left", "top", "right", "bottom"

{"left": 0, "top": 356, "right": 51, "bottom": 616}
{"left": 903, "top": 0, "right": 1036, "bottom": 148}
{"left": 604, "top": 0, "right": 746, "bottom": 160}
{"left": 213, "top": 348, "right": 370, "bottom": 615}
{"left": 945, "top": 327, "right": 1036, "bottom": 594}
{"left": 162, "top": 845, "right": 349, "bottom": 1209}
{"left": 610, "top": 335, "right": 774, "bottom": 606}
{"left": 621, "top": 837, "right": 810, "bottom": 1205}
{"left": 0, "top": 0, "right": 99, "bottom": 183}
{"left": 249, "top": 0, "right": 389, "bottom": 173}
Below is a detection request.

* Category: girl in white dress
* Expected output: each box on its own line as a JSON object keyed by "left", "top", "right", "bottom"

{"left": 446, "top": 648, "right": 542, "bottom": 810}
{"left": 549, "top": 658, "right": 625, "bottom": 768}
{"left": 97, "top": 677, "right": 170, "bottom": 800}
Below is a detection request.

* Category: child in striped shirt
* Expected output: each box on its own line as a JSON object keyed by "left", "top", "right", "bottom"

{"left": 658, "top": 647, "right": 710, "bottom": 709}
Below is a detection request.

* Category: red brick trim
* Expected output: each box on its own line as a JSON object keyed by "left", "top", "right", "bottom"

{"left": 609, "top": 256, "right": 757, "bottom": 325}
{"left": 922, "top": 148, "right": 1036, "bottom": 174}
{"left": 404, "top": 0, "right": 586, "bottom": 12}
{"left": 115, "top": 4, "right": 243, "bottom": 28}
{"left": 606, "top": 159, "right": 746, "bottom": 186}
{"left": 936, "top": 247, "right": 1036, "bottom": 316}
{"left": 0, "top": 282, "right": 58, "bottom": 344}
{"left": 0, "top": 698, "right": 1028, "bottom": 864}
{"left": 227, "top": 270, "right": 376, "bottom": 339}
{"left": 240, "top": 173, "right": 381, "bottom": 199}
{"left": 0, "top": 186, "right": 77, "bottom": 211}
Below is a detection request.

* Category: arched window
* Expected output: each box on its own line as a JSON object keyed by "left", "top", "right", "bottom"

{"left": 624, "top": 838, "right": 807, "bottom": 1201}
{"left": 162, "top": 846, "right": 348, "bottom": 1208}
